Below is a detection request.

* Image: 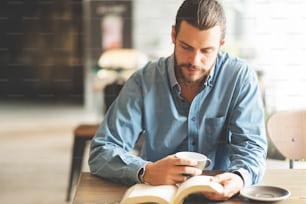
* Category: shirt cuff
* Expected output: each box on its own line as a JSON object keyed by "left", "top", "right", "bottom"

{"left": 231, "top": 169, "right": 252, "bottom": 187}
{"left": 136, "top": 162, "right": 150, "bottom": 184}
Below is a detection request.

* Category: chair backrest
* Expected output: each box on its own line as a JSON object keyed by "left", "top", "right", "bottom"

{"left": 97, "top": 49, "right": 148, "bottom": 113}
{"left": 104, "top": 80, "right": 124, "bottom": 113}
{"left": 267, "top": 110, "right": 306, "bottom": 161}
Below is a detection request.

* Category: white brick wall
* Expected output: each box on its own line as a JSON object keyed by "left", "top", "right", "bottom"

{"left": 133, "top": 0, "right": 184, "bottom": 58}
{"left": 241, "top": 1, "right": 306, "bottom": 111}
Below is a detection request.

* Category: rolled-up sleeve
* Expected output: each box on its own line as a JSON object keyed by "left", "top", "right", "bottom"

{"left": 227, "top": 67, "right": 267, "bottom": 187}
{"left": 88, "top": 73, "right": 147, "bottom": 185}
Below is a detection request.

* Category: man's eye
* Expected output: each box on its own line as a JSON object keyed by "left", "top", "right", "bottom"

{"left": 202, "top": 49, "right": 214, "bottom": 54}
{"left": 181, "top": 45, "right": 192, "bottom": 50}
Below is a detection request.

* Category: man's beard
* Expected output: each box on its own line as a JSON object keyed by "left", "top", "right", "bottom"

{"left": 174, "top": 58, "right": 210, "bottom": 84}
{"left": 177, "top": 63, "right": 204, "bottom": 70}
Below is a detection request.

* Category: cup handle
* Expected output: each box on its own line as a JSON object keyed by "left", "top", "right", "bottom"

{"left": 205, "top": 159, "right": 211, "bottom": 168}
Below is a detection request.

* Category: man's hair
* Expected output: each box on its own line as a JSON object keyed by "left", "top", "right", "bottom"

{"left": 175, "top": 0, "right": 226, "bottom": 40}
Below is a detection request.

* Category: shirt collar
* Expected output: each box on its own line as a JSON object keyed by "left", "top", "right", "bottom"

{"left": 167, "top": 54, "right": 178, "bottom": 89}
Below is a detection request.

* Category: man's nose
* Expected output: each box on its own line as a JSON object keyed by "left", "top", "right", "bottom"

{"left": 189, "top": 50, "right": 202, "bottom": 66}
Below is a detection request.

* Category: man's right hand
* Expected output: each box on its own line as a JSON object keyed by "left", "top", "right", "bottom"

{"left": 143, "top": 155, "right": 202, "bottom": 185}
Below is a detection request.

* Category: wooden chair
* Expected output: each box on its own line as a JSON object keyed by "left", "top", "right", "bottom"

{"left": 267, "top": 110, "right": 306, "bottom": 169}
{"left": 66, "top": 81, "right": 124, "bottom": 201}
{"left": 66, "top": 124, "right": 99, "bottom": 201}
{"left": 66, "top": 124, "right": 144, "bottom": 202}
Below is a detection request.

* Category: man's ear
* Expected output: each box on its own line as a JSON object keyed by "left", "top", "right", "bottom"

{"left": 220, "top": 39, "right": 225, "bottom": 49}
{"left": 171, "top": 25, "right": 176, "bottom": 44}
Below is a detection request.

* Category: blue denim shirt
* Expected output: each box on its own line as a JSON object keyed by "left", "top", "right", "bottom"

{"left": 89, "top": 52, "right": 267, "bottom": 187}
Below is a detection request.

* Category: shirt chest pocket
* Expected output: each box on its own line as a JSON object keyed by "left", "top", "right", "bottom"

{"left": 201, "top": 116, "right": 227, "bottom": 148}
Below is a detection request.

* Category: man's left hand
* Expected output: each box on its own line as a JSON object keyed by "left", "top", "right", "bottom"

{"left": 201, "top": 172, "right": 244, "bottom": 201}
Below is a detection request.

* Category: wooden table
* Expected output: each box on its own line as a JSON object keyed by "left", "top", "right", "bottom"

{"left": 73, "top": 169, "right": 306, "bottom": 204}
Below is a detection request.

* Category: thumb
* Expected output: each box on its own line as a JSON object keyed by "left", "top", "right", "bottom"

{"left": 213, "top": 173, "right": 231, "bottom": 183}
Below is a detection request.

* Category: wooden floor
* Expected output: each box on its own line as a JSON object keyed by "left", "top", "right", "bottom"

{"left": 0, "top": 102, "right": 95, "bottom": 204}
{"left": 0, "top": 102, "right": 305, "bottom": 204}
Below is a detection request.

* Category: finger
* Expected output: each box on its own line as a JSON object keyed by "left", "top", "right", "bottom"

{"left": 166, "top": 155, "right": 197, "bottom": 167}
{"left": 212, "top": 173, "right": 243, "bottom": 198}
{"left": 213, "top": 173, "right": 238, "bottom": 187}
{"left": 214, "top": 172, "right": 231, "bottom": 182}
{"left": 174, "top": 157, "right": 198, "bottom": 166}
{"left": 172, "top": 174, "right": 189, "bottom": 183}
{"left": 181, "top": 166, "right": 202, "bottom": 176}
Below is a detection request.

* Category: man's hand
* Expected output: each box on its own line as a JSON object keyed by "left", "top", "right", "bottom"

{"left": 201, "top": 172, "right": 244, "bottom": 200}
{"left": 143, "top": 155, "right": 202, "bottom": 185}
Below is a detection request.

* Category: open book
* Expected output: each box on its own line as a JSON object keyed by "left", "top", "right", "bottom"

{"left": 120, "top": 175, "right": 224, "bottom": 204}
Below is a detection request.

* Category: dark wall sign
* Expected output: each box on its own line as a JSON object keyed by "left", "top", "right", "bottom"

{"left": 84, "top": 0, "right": 133, "bottom": 63}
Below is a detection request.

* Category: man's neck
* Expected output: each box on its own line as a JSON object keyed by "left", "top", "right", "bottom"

{"left": 178, "top": 79, "right": 203, "bottom": 104}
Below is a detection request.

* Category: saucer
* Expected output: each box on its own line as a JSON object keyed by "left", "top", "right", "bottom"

{"left": 240, "top": 185, "right": 290, "bottom": 202}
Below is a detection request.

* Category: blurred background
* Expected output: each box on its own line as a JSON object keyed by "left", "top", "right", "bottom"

{"left": 1, "top": 0, "right": 306, "bottom": 203}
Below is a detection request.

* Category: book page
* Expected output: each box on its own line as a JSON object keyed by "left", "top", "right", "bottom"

{"left": 173, "top": 175, "right": 224, "bottom": 203}
{"left": 120, "top": 184, "right": 177, "bottom": 204}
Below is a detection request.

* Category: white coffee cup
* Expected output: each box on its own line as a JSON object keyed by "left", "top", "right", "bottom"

{"left": 175, "top": 151, "right": 211, "bottom": 170}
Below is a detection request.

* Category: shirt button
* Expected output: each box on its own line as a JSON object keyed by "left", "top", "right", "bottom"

{"left": 191, "top": 117, "right": 196, "bottom": 121}
{"left": 192, "top": 141, "right": 196, "bottom": 146}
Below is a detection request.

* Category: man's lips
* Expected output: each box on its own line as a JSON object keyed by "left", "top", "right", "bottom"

{"left": 185, "top": 67, "right": 201, "bottom": 74}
